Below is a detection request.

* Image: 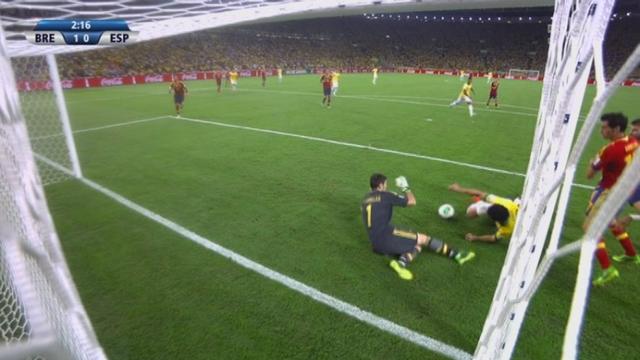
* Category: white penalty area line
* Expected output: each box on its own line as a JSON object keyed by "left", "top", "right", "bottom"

{"left": 31, "top": 116, "right": 169, "bottom": 141}
{"left": 172, "top": 115, "right": 593, "bottom": 190}
{"left": 236, "top": 88, "right": 543, "bottom": 120}
{"left": 238, "top": 88, "right": 589, "bottom": 122}
{"left": 34, "top": 153, "right": 472, "bottom": 360}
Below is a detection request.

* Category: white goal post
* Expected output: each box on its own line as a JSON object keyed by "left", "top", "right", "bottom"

{"left": 507, "top": 68, "right": 541, "bottom": 80}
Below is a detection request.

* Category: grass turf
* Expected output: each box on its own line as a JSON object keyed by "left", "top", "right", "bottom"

{"left": 36, "top": 73, "right": 640, "bottom": 359}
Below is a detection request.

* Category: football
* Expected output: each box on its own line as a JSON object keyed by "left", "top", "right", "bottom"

{"left": 438, "top": 204, "right": 455, "bottom": 219}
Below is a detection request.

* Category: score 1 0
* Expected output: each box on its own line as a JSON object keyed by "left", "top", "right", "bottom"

{"left": 64, "top": 31, "right": 137, "bottom": 45}
{"left": 27, "top": 31, "right": 137, "bottom": 45}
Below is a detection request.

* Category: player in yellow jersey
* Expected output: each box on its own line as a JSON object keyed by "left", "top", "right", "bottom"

{"left": 277, "top": 67, "right": 283, "bottom": 83}
{"left": 372, "top": 67, "right": 378, "bottom": 85}
{"left": 449, "top": 76, "right": 475, "bottom": 117}
{"left": 448, "top": 183, "right": 520, "bottom": 243}
{"left": 228, "top": 69, "right": 239, "bottom": 91}
{"left": 331, "top": 70, "right": 340, "bottom": 96}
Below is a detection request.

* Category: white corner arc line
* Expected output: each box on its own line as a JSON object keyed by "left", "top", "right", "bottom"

{"left": 173, "top": 115, "right": 593, "bottom": 190}
{"left": 34, "top": 153, "right": 472, "bottom": 360}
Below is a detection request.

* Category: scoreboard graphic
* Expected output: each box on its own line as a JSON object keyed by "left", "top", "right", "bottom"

{"left": 25, "top": 20, "right": 138, "bottom": 46}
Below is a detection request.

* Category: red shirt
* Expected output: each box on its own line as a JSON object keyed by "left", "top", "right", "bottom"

{"left": 490, "top": 82, "right": 499, "bottom": 93}
{"left": 592, "top": 136, "right": 638, "bottom": 189}
{"left": 171, "top": 82, "right": 185, "bottom": 96}
{"left": 321, "top": 75, "right": 332, "bottom": 89}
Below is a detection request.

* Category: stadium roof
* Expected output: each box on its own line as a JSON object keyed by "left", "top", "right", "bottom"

{"left": 2, "top": 0, "right": 556, "bottom": 57}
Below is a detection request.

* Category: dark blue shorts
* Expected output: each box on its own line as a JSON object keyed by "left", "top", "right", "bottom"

{"left": 587, "top": 185, "right": 640, "bottom": 218}
{"left": 323, "top": 88, "right": 331, "bottom": 96}
{"left": 174, "top": 95, "right": 184, "bottom": 104}
{"left": 586, "top": 187, "right": 605, "bottom": 216}
{"left": 371, "top": 227, "right": 418, "bottom": 256}
{"left": 629, "top": 185, "right": 640, "bottom": 206}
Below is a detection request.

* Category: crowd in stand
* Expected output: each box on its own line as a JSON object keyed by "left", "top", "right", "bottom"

{"left": 38, "top": 15, "right": 639, "bottom": 80}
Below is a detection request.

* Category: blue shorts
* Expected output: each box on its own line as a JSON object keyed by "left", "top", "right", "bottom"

{"left": 587, "top": 185, "right": 640, "bottom": 217}
{"left": 174, "top": 95, "right": 184, "bottom": 104}
{"left": 629, "top": 185, "right": 640, "bottom": 206}
{"left": 370, "top": 227, "right": 418, "bottom": 256}
{"left": 323, "top": 88, "right": 331, "bottom": 96}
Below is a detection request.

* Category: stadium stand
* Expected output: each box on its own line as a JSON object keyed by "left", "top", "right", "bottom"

{"left": 43, "top": 13, "right": 636, "bottom": 80}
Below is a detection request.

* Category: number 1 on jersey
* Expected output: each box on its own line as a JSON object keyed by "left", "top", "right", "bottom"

{"left": 366, "top": 204, "right": 372, "bottom": 228}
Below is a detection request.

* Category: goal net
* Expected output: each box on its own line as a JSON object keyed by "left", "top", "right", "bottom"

{"left": 507, "top": 68, "right": 540, "bottom": 80}
{"left": 0, "top": 23, "right": 104, "bottom": 360}
{"left": 11, "top": 54, "right": 82, "bottom": 185}
{"left": 476, "top": 0, "right": 640, "bottom": 359}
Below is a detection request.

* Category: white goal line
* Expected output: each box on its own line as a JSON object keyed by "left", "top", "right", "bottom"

{"left": 34, "top": 153, "right": 472, "bottom": 360}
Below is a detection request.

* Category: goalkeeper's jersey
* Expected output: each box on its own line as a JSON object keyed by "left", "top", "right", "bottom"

{"left": 361, "top": 190, "right": 408, "bottom": 239}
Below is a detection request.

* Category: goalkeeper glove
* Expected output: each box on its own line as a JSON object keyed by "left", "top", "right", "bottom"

{"left": 395, "top": 176, "right": 411, "bottom": 193}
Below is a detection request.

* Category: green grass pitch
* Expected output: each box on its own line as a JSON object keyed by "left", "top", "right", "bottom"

{"left": 40, "top": 73, "right": 640, "bottom": 359}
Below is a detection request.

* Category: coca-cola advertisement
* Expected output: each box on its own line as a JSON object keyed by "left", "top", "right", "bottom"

{"left": 182, "top": 72, "right": 198, "bottom": 80}
{"left": 145, "top": 74, "right": 164, "bottom": 83}
{"left": 100, "top": 77, "right": 124, "bottom": 87}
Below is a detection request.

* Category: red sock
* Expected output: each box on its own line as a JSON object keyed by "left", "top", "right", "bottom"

{"left": 595, "top": 240, "right": 611, "bottom": 269}
{"left": 611, "top": 225, "right": 637, "bottom": 256}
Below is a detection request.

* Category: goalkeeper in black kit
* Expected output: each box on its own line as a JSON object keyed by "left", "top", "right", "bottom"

{"left": 360, "top": 173, "right": 476, "bottom": 280}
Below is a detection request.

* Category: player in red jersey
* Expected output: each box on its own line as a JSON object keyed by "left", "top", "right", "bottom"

{"left": 169, "top": 79, "right": 188, "bottom": 117}
{"left": 486, "top": 79, "right": 499, "bottom": 107}
{"left": 584, "top": 113, "right": 640, "bottom": 286}
{"left": 320, "top": 71, "right": 332, "bottom": 108}
{"left": 617, "top": 119, "right": 640, "bottom": 233}
{"left": 214, "top": 70, "right": 223, "bottom": 93}
{"left": 260, "top": 66, "right": 267, "bottom": 87}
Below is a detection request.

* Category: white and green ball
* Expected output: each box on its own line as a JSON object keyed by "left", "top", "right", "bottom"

{"left": 438, "top": 204, "right": 455, "bottom": 219}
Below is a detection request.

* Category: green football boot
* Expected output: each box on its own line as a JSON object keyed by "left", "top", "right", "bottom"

{"left": 592, "top": 267, "right": 620, "bottom": 286}
{"left": 389, "top": 260, "right": 414, "bottom": 280}
{"left": 455, "top": 251, "right": 476, "bottom": 265}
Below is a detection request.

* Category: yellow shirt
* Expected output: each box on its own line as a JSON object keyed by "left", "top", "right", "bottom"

{"left": 486, "top": 194, "right": 519, "bottom": 240}
{"left": 277, "top": 68, "right": 282, "bottom": 76}
{"left": 229, "top": 71, "right": 239, "bottom": 81}
{"left": 373, "top": 68, "right": 378, "bottom": 75}
{"left": 332, "top": 72, "right": 340, "bottom": 84}
{"left": 460, "top": 83, "right": 473, "bottom": 97}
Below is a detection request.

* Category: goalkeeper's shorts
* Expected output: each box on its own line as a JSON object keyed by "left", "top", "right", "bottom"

{"left": 371, "top": 227, "right": 418, "bottom": 256}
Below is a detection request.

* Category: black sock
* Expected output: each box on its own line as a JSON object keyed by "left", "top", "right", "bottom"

{"left": 428, "top": 237, "right": 458, "bottom": 259}
{"left": 398, "top": 256, "right": 408, "bottom": 267}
